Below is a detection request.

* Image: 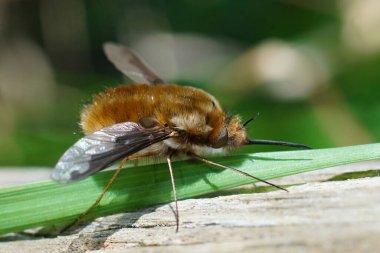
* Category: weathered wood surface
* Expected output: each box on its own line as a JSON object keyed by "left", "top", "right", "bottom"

{"left": 1, "top": 161, "right": 379, "bottom": 253}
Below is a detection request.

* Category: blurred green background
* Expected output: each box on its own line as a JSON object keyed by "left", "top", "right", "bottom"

{"left": 0, "top": 0, "right": 379, "bottom": 167}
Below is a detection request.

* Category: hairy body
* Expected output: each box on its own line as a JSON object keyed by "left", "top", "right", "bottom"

{"left": 81, "top": 84, "right": 247, "bottom": 155}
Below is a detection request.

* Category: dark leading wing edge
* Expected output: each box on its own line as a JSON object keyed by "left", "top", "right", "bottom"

{"left": 51, "top": 122, "right": 172, "bottom": 183}
{"left": 103, "top": 42, "right": 166, "bottom": 85}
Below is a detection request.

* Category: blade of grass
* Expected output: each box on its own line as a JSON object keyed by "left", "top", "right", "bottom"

{"left": 1, "top": 143, "right": 380, "bottom": 235}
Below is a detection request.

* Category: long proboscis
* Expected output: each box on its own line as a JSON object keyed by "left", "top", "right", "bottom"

{"left": 246, "top": 139, "right": 311, "bottom": 149}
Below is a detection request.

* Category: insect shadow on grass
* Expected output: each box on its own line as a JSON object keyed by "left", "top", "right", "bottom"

{"left": 325, "top": 169, "right": 380, "bottom": 182}
{"left": 196, "top": 154, "right": 312, "bottom": 196}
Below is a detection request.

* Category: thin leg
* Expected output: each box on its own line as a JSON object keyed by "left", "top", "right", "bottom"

{"left": 62, "top": 152, "right": 155, "bottom": 233}
{"left": 62, "top": 157, "right": 128, "bottom": 232}
{"left": 166, "top": 154, "right": 179, "bottom": 232}
{"left": 187, "top": 152, "right": 288, "bottom": 192}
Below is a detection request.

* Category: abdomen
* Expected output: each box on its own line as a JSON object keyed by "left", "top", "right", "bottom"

{"left": 80, "top": 84, "right": 223, "bottom": 135}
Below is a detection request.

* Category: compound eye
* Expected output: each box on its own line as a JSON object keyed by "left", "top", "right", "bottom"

{"left": 139, "top": 117, "right": 158, "bottom": 128}
{"left": 212, "top": 127, "right": 228, "bottom": 148}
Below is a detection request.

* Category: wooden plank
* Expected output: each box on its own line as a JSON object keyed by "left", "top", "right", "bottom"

{"left": 0, "top": 163, "right": 379, "bottom": 253}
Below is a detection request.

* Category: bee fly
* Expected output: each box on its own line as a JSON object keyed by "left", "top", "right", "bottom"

{"left": 51, "top": 42, "right": 310, "bottom": 232}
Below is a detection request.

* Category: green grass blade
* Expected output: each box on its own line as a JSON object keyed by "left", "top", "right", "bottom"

{"left": 1, "top": 143, "right": 380, "bottom": 235}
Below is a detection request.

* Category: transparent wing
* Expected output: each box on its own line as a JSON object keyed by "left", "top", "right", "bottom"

{"left": 51, "top": 122, "right": 171, "bottom": 183}
{"left": 103, "top": 42, "right": 166, "bottom": 85}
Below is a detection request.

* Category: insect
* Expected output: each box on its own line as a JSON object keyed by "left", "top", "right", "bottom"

{"left": 51, "top": 42, "right": 310, "bottom": 232}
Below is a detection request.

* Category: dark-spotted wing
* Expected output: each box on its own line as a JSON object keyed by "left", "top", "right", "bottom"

{"left": 103, "top": 42, "right": 166, "bottom": 85}
{"left": 51, "top": 122, "right": 171, "bottom": 183}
